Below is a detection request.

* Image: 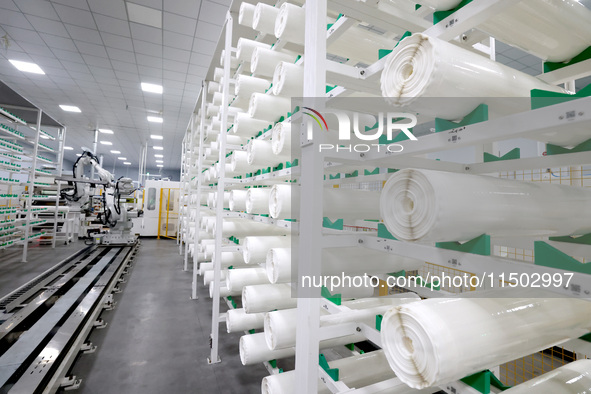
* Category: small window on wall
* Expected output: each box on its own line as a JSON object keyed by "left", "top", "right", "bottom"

{"left": 147, "top": 188, "right": 156, "bottom": 210}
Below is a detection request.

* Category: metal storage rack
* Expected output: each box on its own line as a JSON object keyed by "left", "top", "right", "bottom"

{"left": 178, "top": 0, "right": 591, "bottom": 393}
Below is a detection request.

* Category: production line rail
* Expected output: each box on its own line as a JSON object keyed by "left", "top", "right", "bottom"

{"left": 0, "top": 242, "right": 139, "bottom": 393}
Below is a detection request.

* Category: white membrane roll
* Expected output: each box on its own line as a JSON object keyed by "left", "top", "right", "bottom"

{"left": 271, "top": 121, "right": 292, "bottom": 156}
{"left": 212, "top": 91, "right": 223, "bottom": 106}
{"left": 266, "top": 297, "right": 420, "bottom": 350}
{"left": 213, "top": 219, "right": 290, "bottom": 237}
{"left": 238, "top": 2, "right": 256, "bottom": 27}
{"left": 274, "top": 3, "right": 305, "bottom": 44}
{"left": 207, "top": 81, "right": 221, "bottom": 94}
{"left": 261, "top": 351, "right": 398, "bottom": 394}
{"left": 211, "top": 191, "right": 230, "bottom": 209}
{"left": 249, "top": 93, "right": 292, "bottom": 122}
{"left": 226, "top": 308, "right": 265, "bottom": 333}
{"left": 242, "top": 283, "right": 295, "bottom": 313}
{"left": 381, "top": 288, "right": 591, "bottom": 389}
{"left": 221, "top": 251, "right": 244, "bottom": 266}
{"left": 229, "top": 190, "right": 248, "bottom": 212}
{"left": 265, "top": 247, "right": 292, "bottom": 283}
{"left": 243, "top": 235, "right": 291, "bottom": 264}
{"left": 247, "top": 139, "right": 290, "bottom": 168}
{"left": 380, "top": 168, "right": 591, "bottom": 242}
{"left": 233, "top": 112, "right": 270, "bottom": 137}
{"left": 251, "top": 47, "right": 298, "bottom": 78}
{"left": 236, "top": 37, "right": 271, "bottom": 63}
{"left": 226, "top": 267, "right": 269, "bottom": 293}
{"left": 252, "top": 3, "right": 280, "bottom": 35}
{"left": 221, "top": 50, "right": 239, "bottom": 69}
{"left": 418, "top": 0, "right": 591, "bottom": 62}
{"left": 269, "top": 184, "right": 382, "bottom": 220}
{"left": 230, "top": 150, "right": 251, "bottom": 173}
{"left": 272, "top": 61, "right": 304, "bottom": 96}
{"left": 209, "top": 282, "right": 238, "bottom": 298}
{"left": 381, "top": 33, "right": 566, "bottom": 120}
{"left": 198, "top": 262, "right": 213, "bottom": 275}
{"left": 245, "top": 188, "right": 272, "bottom": 215}
{"left": 203, "top": 269, "right": 227, "bottom": 286}
{"left": 213, "top": 67, "right": 223, "bottom": 82}
{"left": 234, "top": 75, "right": 271, "bottom": 98}
{"left": 502, "top": 359, "right": 591, "bottom": 394}
{"left": 240, "top": 331, "right": 365, "bottom": 366}
{"left": 206, "top": 105, "right": 219, "bottom": 117}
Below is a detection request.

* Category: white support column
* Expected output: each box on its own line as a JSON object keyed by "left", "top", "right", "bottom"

{"left": 209, "top": 13, "right": 232, "bottom": 364}
{"left": 183, "top": 115, "right": 194, "bottom": 271}
{"left": 295, "top": 0, "right": 327, "bottom": 391}
{"left": 52, "top": 127, "right": 66, "bottom": 248}
{"left": 22, "top": 109, "right": 42, "bottom": 262}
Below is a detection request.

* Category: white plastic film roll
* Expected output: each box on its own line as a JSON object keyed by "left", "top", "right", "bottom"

{"left": 207, "top": 81, "right": 221, "bottom": 94}
{"left": 220, "top": 251, "right": 244, "bottom": 266}
{"left": 226, "top": 267, "right": 269, "bottom": 293}
{"left": 274, "top": 3, "right": 304, "bottom": 45}
{"left": 234, "top": 75, "right": 271, "bottom": 98}
{"left": 226, "top": 308, "right": 265, "bottom": 333}
{"left": 236, "top": 38, "right": 271, "bottom": 64}
{"left": 242, "top": 283, "right": 295, "bottom": 313}
{"left": 417, "top": 0, "right": 591, "bottom": 62}
{"left": 212, "top": 91, "right": 223, "bottom": 106}
{"left": 233, "top": 112, "right": 270, "bottom": 137}
{"left": 243, "top": 235, "right": 291, "bottom": 264}
{"left": 213, "top": 67, "right": 223, "bottom": 82}
{"left": 265, "top": 247, "right": 292, "bottom": 283}
{"left": 380, "top": 168, "right": 591, "bottom": 242}
{"left": 209, "top": 281, "right": 238, "bottom": 298}
{"left": 238, "top": 2, "right": 256, "bottom": 27}
{"left": 203, "top": 269, "right": 227, "bottom": 286}
{"left": 230, "top": 150, "right": 250, "bottom": 173}
{"left": 212, "top": 219, "right": 290, "bottom": 238}
{"left": 271, "top": 121, "right": 291, "bottom": 156}
{"left": 245, "top": 188, "right": 272, "bottom": 215}
{"left": 272, "top": 61, "right": 304, "bottom": 96}
{"left": 252, "top": 3, "right": 280, "bottom": 35}
{"left": 249, "top": 93, "right": 292, "bottom": 122}
{"left": 206, "top": 105, "right": 219, "bottom": 117}
{"left": 381, "top": 33, "right": 566, "bottom": 120}
{"left": 229, "top": 190, "right": 248, "bottom": 212}
{"left": 251, "top": 47, "right": 298, "bottom": 78}
{"left": 198, "top": 262, "right": 213, "bottom": 275}
{"left": 220, "top": 49, "right": 239, "bottom": 69}
{"left": 247, "top": 139, "right": 290, "bottom": 169}
{"left": 381, "top": 288, "right": 591, "bottom": 389}
{"left": 211, "top": 191, "right": 230, "bottom": 209}
{"left": 502, "top": 359, "right": 591, "bottom": 394}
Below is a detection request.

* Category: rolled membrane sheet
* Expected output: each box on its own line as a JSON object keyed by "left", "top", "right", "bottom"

{"left": 380, "top": 168, "right": 591, "bottom": 242}
{"left": 229, "top": 190, "right": 248, "bottom": 212}
{"left": 226, "top": 267, "right": 269, "bottom": 293}
{"left": 271, "top": 121, "right": 291, "bottom": 155}
{"left": 245, "top": 188, "right": 272, "bottom": 215}
{"left": 230, "top": 150, "right": 250, "bottom": 173}
{"left": 238, "top": 2, "right": 256, "bottom": 27}
{"left": 242, "top": 283, "right": 296, "bottom": 313}
{"left": 243, "top": 235, "right": 291, "bottom": 264}
{"left": 236, "top": 38, "right": 271, "bottom": 63}
{"left": 380, "top": 288, "right": 591, "bottom": 389}
{"left": 417, "top": 0, "right": 591, "bottom": 62}
{"left": 502, "top": 359, "right": 591, "bottom": 394}
{"left": 247, "top": 139, "right": 290, "bottom": 169}
{"left": 212, "top": 219, "right": 290, "bottom": 237}
{"left": 251, "top": 47, "right": 298, "bottom": 78}
{"left": 269, "top": 184, "right": 381, "bottom": 220}
{"left": 209, "top": 282, "right": 238, "bottom": 298}
{"left": 249, "top": 93, "right": 292, "bottom": 122}
{"left": 203, "top": 269, "right": 226, "bottom": 286}
{"left": 233, "top": 112, "right": 270, "bottom": 137}
{"left": 226, "top": 308, "right": 265, "bottom": 333}
{"left": 252, "top": 3, "right": 280, "bottom": 35}
{"left": 234, "top": 75, "right": 270, "bottom": 99}
{"left": 272, "top": 61, "right": 304, "bottom": 96}
{"left": 381, "top": 33, "right": 566, "bottom": 120}
{"left": 261, "top": 351, "right": 398, "bottom": 394}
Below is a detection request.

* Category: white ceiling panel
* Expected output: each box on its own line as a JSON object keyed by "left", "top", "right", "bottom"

{"left": 51, "top": 0, "right": 89, "bottom": 11}
{"left": 192, "top": 37, "right": 217, "bottom": 55}
{"left": 130, "top": 23, "right": 162, "bottom": 44}
{"left": 17, "top": 41, "right": 55, "bottom": 57}
{"left": 3, "top": 25, "right": 45, "bottom": 45}
{"left": 163, "top": 0, "right": 202, "bottom": 19}
{"left": 0, "top": 9, "right": 34, "bottom": 30}
{"left": 0, "top": 0, "right": 19, "bottom": 11}
{"left": 25, "top": 14, "right": 70, "bottom": 37}
{"left": 39, "top": 33, "right": 78, "bottom": 51}
{"left": 131, "top": 0, "right": 163, "bottom": 10}
{"left": 133, "top": 39, "right": 162, "bottom": 57}
{"left": 87, "top": 0, "right": 128, "bottom": 20}
{"left": 163, "top": 12, "right": 197, "bottom": 36}
{"left": 75, "top": 41, "right": 109, "bottom": 58}
{"left": 100, "top": 32, "right": 134, "bottom": 51}
{"left": 17, "top": 0, "right": 61, "bottom": 20}
{"left": 195, "top": 20, "right": 220, "bottom": 42}
{"left": 164, "top": 47, "right": 191, "bottom": 63}
{"left": 135, "top": 53, "right": 163, "bottom": 68}
{"left": 53, "top": 4, "right": 96, "bottom": 28}
{"left": 83, "top": 55, "right": 113, "bottom": 69}
{"left": 106, "top": 47, "right": 136, "bottom": 64}
{"left": 67, "top": 25, "right": 103, "bottom": 45}
{"left": 199, "top": 1, "right": 227, "bottom": 25}
{"left": 163, "top": 31, "right": 194, "bottom": 51}
{"left": 163, "top": 60, "right": 188, "bottom": 74}
{"left": 93, "top": 14, "right": 131, "bottom": 37}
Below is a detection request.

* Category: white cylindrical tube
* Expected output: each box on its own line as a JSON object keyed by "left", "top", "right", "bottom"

{"left": 272, "top": 61, "right": 303, "bottom": 96}
{"left": 252, "top": 3, "right": 279, "bottom": 35}
{"left": 198, "top": 262, "right": 213, "bottom": 275}
{"left": 226, "top": 308, "right": 265, "bottom": 333}
{"left": 236, "top": 37, "right": 271, "bottom": 63}
{"left": 213, "top": 67, "right": 223, "bottom": 82}
{"left": 380, "top": 168, "right": 591, "bottom": 242}
{"left": 251, "top": 47, "right": 298, "bottom": 78}
{"left": 229, "top": 190, "right": 248, "bottom": 212}
{"left": 381, "top": 288, "right": 591, "bottom": 389}
{"left": 233, "top": 112, "right": 270, "bottom": 137}
{"left": 249, "top": 93, "right": 292, "bottom": 122}
{"left": 274, "top": 2, "right": 305, "bottom": 44}
{"left": 234, "top": 75, "right": 271, "bottom": 98}
{"left": 242, "top": 283, "right": 295, "bottom": 313}
{"left": 212, "top": 219, "right": 290, "bottom": 237}
{"left": 220, "top": 251, "right": 245, "bottom": 266}
{"left": 247, "top": 139, "right": 290, "bottom": 169}
{"left": 211, "top": 191, "right": 230, "bottom": 209}
{"left": 203, "top": 269, "right": 227, "bottom": 286}
{"left": 243, "top": 235, "right": 291, "bottom": 264}
{"left": 381, "top": 33, "right": 566, "bottom": 120}
{"left": 245, "top": 188, "right": 272, "bottom": 215}
{"left": 230, "top": 150, "right": 251, "bottom": 173}
{"left": 238, "top": 2, "right": 256, "bottom": 27}
{"left": 265, "top": 247, "right": 292, "bottom": 283}
{"left": 206, "top": 105, "right": 219, "bottom": 117}
{"left": 209, "top": 282, "right": 239, "bottom": 298}
{"left": 207, "top": 81, "right": 220, "bottom": 94}
{"left": 271, "top": 121, "right": 292, "bottom": 156}
{"left": 502, "top": 359, "right": 591, "bottom": 393}
{"left": 226, "top": 267, "right": 269, "bottom": 293}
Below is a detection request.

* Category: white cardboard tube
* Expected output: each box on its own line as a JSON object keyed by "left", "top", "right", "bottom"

{"left": 245, "top": 188, "right": 272, "bottom": 215}
{"left": 251, "top": 47, "right": 298, "bottom": 78}
{"left": 242, "top": 283, "right": 295, "bottom": 313}
{"left": 226, "top": 267, "right": 269, "bottom": 293}
{"left": 248, "top": 93, "right": 292, "bottom": 122}
{"left": 236, "top": 37, "right": 271, "bottom": 63}
{"left": 272, "top": 61, "right": 304, "bottom": 96}
{"left": 243, "top": 235, "right": 291, "bottom": 264}
{"left": 252, "top": 3, "right": 279, "bottom": 35}
{"left": 226, "top": 308, "right": 265, "bottom": 333}
{"left": 238, "top": 2, "right": 256, "bottom": 27}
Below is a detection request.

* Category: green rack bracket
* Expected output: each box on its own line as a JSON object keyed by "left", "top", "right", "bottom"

{"left": 534, "top": 241, "right": 591, "bottom": 274}
{"left": 546, "top": 137, "right": 591, "bottom": 156}
{"left": 268, "top": 359, "right": 277, "bottom": 368}
{"left": 433, "top": 0, "right": 473, "bottom": 24}
{"left": 329, "top": 173, "right": 341, "bottom": 180}
{"left": 544, "top": 47, "right": 591, "bottom": 74}
{"left": 262, "top": 167, "right": 271, "bottom": 174}
{"left": 436, "top": 234, "right": 491, "bottom": 256}
{"left": 483, "top": 148, "right": 520, "bottom": 163}
{"left": 228, "top": 236, "right": 240, "bottom": 245}
{"left": 377, "top": 223, "right": 397, "bottom": 240}
{"left": 579, "top": 332, "right": 591, "bottom": 343}
{"left": 387, "top": 168, "right": 399, "bottom": 173}
{"left": 248, "top": 329, "right": 255, "bottom": 334}
{"left": 435, "top": 104, "right": 488, "bottom": 133}
{"left": 323, "top": 217, "right": 343, "bottom": 230}
{"left": 273, "top": 163, "right": 284, "bottom": 171}
{"left": 375, "top": 314, "right": 383, "bottom": 331}
{"left": 227, "top": 296, "right": 237, "bottom": 309}
{"left": 388, "top": 270, "right": 406, "bottom": 278}
{"left": 286, "top": 159, "right": 298, "bottom": 168}
{"left": 531, "top": 83, "right": 591, "bottom": 110}
{"left": 319, "top": 354, "right": 339, "bottom": 382}
{"left": 364, "top": 167, "right": 380, "bottom": 176}
{"left": 549, "top": 233, "right": 591, "bottom": 245}
{"left": 345, "top": 170, "right": 358, "bottom": 178}
{"left": 321, "top": 286, "right": 342, "bottom": 306}
{"left": 461, "top": 370, "right": 511, "bottom": 394}
{"left": 415, "top": 276, "right": 441, "bottom": 291}
{"left": 345, "top": 343, "right": 355, "bottom": 351}
{"left": 378, "top": 31, "right": 412, "bottom": 59}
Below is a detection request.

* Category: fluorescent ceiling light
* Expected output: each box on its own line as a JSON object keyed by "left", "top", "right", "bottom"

{"left": 154, "top": 154, "right": 163, "bottom": 158}
{"left": 150, "top": 134, "right": 163, "bottom": 140}
{"left": 127, "top": 2, "right": 162, "bottom": 28}
{"left": 147, "top": 116, "right": 163, "bottom": 123}
{"left": 141, "top": 82, "right": 163, "bottom": 94}
{"left": 118, "top": 157, "right": 127, "bottom": 160}
{"left": 157, "top": 164, "right": 163, "bottom": 168}
{"left": 100, "top": 141, "right": 112, "bottom": 145}
{"left": 110, "top": 150, "right": 121, "bottom": 154}
{"left": 60, "top": 105, "right": 81, "bottom": 113}
{"left": 153, "top": 146, "right": 163, "bottom": 150}
{"left": 99, "top": 129, "right": 114, "bottom": 134}
{"left": 39, "top": 134, "right": 50, "bottom": 140}
{"left": 9, "top": 59, "right": 45, "bottom": 74}
{"left": 123, "top": 162, "right": 131, "bottom": 165}
{"left": 76, "top": 153, "right": 82, "bottom": 157}
{"left": 156, "top": 160, "right": 163, "bottom": 163}
{"left": 64, "top": 146, "right": 73, "bottom": 150}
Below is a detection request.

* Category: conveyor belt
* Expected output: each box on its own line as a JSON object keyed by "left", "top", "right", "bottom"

{"left": 0, "top": 242, "right": 139, "bottom": 393}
